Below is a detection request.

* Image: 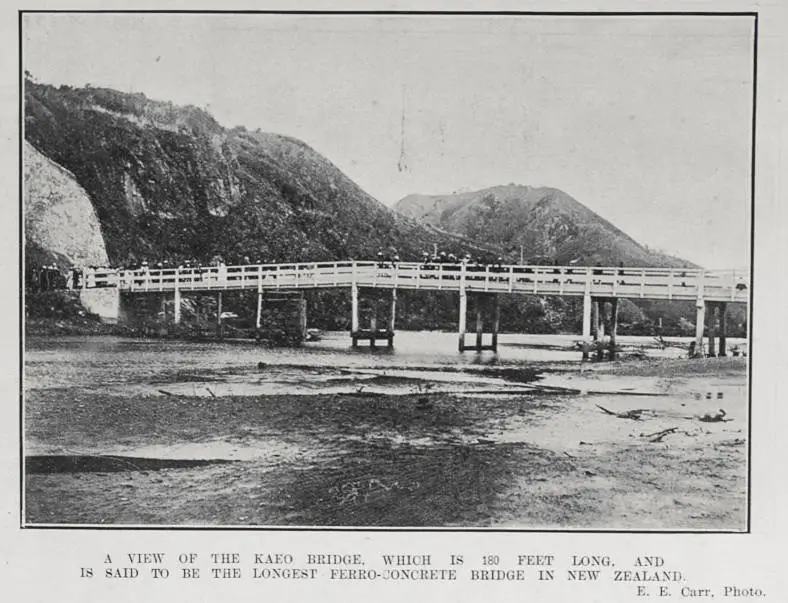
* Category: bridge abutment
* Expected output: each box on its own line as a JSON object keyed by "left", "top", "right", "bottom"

{"left": 79, "top": 287, "right": 121, "bottom": 323}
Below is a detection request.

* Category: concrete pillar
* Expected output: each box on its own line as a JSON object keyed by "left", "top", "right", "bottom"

{"left": 475, "top": 295, "right": 484, "bottom": 351}
{"left": 707, "top": 302, "right": 717, "bottom": 358}
{"left": 609, "top": 297, "right": 619, "bottom": 360}
{"left": 582, "top": 292, "right": 592, "bottom": 339}
{"left": 369, "top": 310, "right": 378, "bottom": 349}
{"left": 388, "top": 289, "right": 397, "bottom": 348}
{"left": 298, "top": 295, "right": 307, "bottom": 341}
{"left": 718, "top": 302, "right": 728, "bottom": 357}
{"left": 491, "top": 295, "right": 500, "bottom": 352}
{"left": 256, "top": 292, "right": 262, "bottom": 329}
{"left": 160, "top": 294, "right": 166, "bottom": 318}
{"left": 695, "top": 299, "right": 706, "bottom": 357}
{"left": 597, "top": 300, "right": 606, "bottom": 339}
{"left": 351, "top": 283, "right": 359, "bottom": 332}
{"left": 174, "top": 288, "right": 181, "bottom": 325}
{"left": 389, "top": 289, "right": 397, "bottom": 332}
{"left": 458, "top": 289, "right": 467, "bottom": 352}
{"left": 216, "top": 291, "right": 223, "bottom": 338}
{"left": 595, "top": 299, "right": 606, "bottom": 361}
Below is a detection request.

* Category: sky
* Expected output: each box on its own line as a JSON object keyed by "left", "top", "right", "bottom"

{"left": 23, "top": 13, "right": 754, "bottom": 269}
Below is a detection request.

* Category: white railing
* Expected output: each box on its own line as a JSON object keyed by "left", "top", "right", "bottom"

{"left": 77, "top": 262, "right": 749, "bottom": 303}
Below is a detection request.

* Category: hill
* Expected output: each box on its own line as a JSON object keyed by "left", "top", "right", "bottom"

{"left": 24, "top": 80, "right": 486, "bottom": 269}
{"left": 395, "top": 185, "right": 693, "bottom": 267}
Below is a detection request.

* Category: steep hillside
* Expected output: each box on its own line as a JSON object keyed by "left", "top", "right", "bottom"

{"left": 24, "top": 81, "right": 479, "bottom": 267}
{"left": 396, "top": 185, "right": 693, "bottom": 267}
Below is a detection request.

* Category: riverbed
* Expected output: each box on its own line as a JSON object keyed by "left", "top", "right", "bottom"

{"left": 23, "top": 332, "right": 749, "bottom": 529}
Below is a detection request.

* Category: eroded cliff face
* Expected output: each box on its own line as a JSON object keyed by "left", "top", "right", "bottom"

{"left": 24, "top": 140, "right": 109, "bottom": 268}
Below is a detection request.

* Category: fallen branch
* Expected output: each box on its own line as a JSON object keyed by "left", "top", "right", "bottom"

{"left": 644, "top": 427, "right": 678, "bottom": 443}
{"left": 205, "top": 387, "right": 217, "bottom": 398}
{"left": 596, "top": 404, "right": 647, "bottom": 420}
{"left": 157, "top": 389, "right": 175, "bottom": 397}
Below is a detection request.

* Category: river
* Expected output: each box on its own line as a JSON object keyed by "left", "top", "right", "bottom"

{"left": 24, "top": 331, "right": 729, "bottom": 398}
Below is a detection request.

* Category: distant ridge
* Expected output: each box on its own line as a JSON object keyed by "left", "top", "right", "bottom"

{"left": 395, "top": 184, "right": 694, "bottom": 268}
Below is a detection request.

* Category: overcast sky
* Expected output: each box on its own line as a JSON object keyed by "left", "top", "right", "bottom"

{"left": 23, "top": 13, "right": 754, "bottom": 269}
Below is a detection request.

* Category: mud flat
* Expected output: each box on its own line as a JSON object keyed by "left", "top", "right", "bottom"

{"left": 24, "top": 356, "right": 747, "bottom": 529}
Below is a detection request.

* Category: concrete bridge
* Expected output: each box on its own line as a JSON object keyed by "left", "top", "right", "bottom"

{"left": 77, "top": 261, "right": 749, "bottom": 357}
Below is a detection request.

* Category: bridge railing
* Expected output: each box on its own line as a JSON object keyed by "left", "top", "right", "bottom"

{"left": 75, "top": 262, "right": 748, "bottom": 302}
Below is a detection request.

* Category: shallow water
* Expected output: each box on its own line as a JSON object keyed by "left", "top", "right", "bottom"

{"left": 24, "top": 331, "right": 744, "bottom": 397}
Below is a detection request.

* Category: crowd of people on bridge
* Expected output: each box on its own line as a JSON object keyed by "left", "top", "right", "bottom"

{"left": 375, "top": 247, "right": 505, "bottom": 271}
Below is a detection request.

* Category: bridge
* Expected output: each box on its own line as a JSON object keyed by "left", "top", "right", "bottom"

{"left": 77, "top": 261, "right": 749, "bottom": 358}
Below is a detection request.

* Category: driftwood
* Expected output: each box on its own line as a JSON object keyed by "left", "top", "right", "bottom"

{"left": 157, "top": 389, "right": 175, "bottom": 397}
{"left": 596, "top": 404, "right": 647, "bottom": 420}
{"left": 205, "top": 386, "right": 217, "bottom": 398}
{"left": 699, "top": 409, "right": 729, "bottom": 423}
{"left": 643, "top": 427, "right": 678, "bottom": 443}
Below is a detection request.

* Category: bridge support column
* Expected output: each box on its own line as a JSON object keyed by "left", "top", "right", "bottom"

{"left": 694, "top": 299, "right": 706, "bottom": 358}
{"left": 350, "top": 286, "right": 394, "bottom": 348}
{"left": 491, "top": 294, "right": 500, "bottom": 352}
{"left": 388, "top": 289, "right": 397, "bottom": 348}
{"left": 609, "top": 297, "right": 619, "bottom": 360}
{"left": 174, "top": 288, "right": 181, "bottom": 325}
{"left": 458, "top": 289, "right": 467, "bottom": 352}
{"left": 594, "top": 299, "right": 605, "bottom": 340}
{"left": 582, "top": 292, "right": 592, "bottom": 339}
{"left": 351, "top": 283, "right": 359, "bottom": 347}
{"left": 369, "top": 301, "right": 378, "bottom": 348}
{"left": 475, "top": 296, "right": 484, "bottom": 351}
{"left": 459, "top": 293, "right": 498, "bottom": 353}
{"left": 718, "top": 302, "right": 728, "bottom": 357}
{"left": 256, "top": 292, "right": 262, "bottom": 329}
{"left": 707, "top": 302, "right": 717, "bottom": 357}
{"left": 298, "top": 294, "right": 307, "bottom": 341}
{"left": 216, "top": 291, "right": 224, "bottom": 338}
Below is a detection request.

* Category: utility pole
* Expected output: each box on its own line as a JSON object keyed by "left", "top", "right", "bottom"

{"left": 520, "top": 245, "right": 524, "bottom": 265}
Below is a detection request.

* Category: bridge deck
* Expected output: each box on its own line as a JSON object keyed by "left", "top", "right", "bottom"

{"left": 79, "top": 262, "right": 749, "bottom": 303}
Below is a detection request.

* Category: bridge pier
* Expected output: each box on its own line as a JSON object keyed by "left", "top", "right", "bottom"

{"left": 707, "top": 302, "right": 717, "bottom": 357}
{"left": 587, "top": 297, "right": 619, "bottom": 360}
{"left": 216, "top": 291, "right": 224, "bottom": 338}
{"left": 609, "top": 297, "right": 619, "bottom": 360}
{"left": 593, "top": 299, "right": 605, "bottom": 340}
{"left": 718, "top": 302, "right": 727, "bottom": 356}
{"left": 694, "top": 300, "right": 706, "bottom": 357}
{"left": 458, "top": 289, "right": 467, "bottom": 352}
{"left": 298, "top": 294, "right": 308, "bottom": 341}
{"left": 351, "top": 286, "right": 395, "bottom": 348}
{"left": 174, "top": 288, "right": 181, "bottom": 325}
{"left": 582, "top": 292, "right": 592, "bottom": 339}
{"left": 703, "top": 301, "right": 728, "bottom": 357}
{"left": 256, "top": 288, "right": 262, "bottom": 329}
{"left": 459, "top": 292, "right": 498, "bottom": 352}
